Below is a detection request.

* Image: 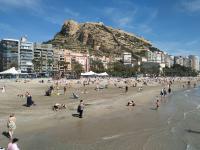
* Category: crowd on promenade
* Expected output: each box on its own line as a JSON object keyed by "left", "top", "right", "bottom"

{"left": 0, "top": 76, "right": 199, "bottom": 149}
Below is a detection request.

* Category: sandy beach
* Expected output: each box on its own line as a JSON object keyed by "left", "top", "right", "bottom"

{"left": 0, "top": 77, "right": 199, "bottom": 149}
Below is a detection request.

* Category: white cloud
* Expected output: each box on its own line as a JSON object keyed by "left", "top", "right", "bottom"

{"left": 180, "top": 0, "right": 200, "bottom": 12}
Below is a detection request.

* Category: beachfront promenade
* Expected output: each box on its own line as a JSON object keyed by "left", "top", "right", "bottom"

{"left": 0, "top": 77, "right": 199, "bottom": 149}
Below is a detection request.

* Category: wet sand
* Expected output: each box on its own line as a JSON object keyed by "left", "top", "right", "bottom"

{"left": 0, "top": 78, "right": 198, "bottom": 149}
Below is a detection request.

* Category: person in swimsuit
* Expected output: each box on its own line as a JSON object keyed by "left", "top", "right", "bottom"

{"left": 7, "top": 114, "right": 16, "bottom": 140}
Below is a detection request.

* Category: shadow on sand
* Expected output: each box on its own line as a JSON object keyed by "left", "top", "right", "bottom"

{"left": 150, "top": 107, "right": 158, "bottom": 110}
{"left": 72, "top": 113, "right": 80, "bottom": 118}
{"left": 2, "top": 131, "right": 9, "bottom": 139}
{"left": 186, "top": 129, "right": 200, "bottom": 134}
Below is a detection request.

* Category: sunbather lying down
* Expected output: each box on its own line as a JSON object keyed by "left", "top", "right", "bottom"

{"left": 127, "top": 100, "right": 136, "bottom": 106}
{"left": 52, "top": 103, "right": 66, "bottom": 111}
{"left": 72, "top": 93, "right": 79, "bottom": 99}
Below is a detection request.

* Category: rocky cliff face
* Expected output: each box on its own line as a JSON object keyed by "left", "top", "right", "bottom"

{"left": 47, "top": 20, "right": 153, "bottom": 56}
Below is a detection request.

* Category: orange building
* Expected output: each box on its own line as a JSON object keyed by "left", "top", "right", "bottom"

{"left": 62, "top": 49, "right": 90, "bottom": 72}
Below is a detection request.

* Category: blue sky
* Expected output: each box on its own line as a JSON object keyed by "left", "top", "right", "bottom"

{"left": 0, "top": 0, "right": 200, "bottom": 57}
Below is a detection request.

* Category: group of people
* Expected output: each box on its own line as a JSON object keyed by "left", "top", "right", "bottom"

{"left": 156, "top": 83, "right": 173, "bottom": 110}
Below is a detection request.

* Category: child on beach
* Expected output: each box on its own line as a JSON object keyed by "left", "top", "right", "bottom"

{"left": 155, "top": 99, "right": 160, "bottom": 110}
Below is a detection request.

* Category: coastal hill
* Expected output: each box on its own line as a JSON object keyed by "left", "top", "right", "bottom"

{"left": 46, "top": 20, "right": 156, "bottom": 57}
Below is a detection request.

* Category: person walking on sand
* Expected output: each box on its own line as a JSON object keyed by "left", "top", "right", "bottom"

{"left": 168, "top": 86, "right": 171, "bottom": 94}
{"left": 77, "top": 100, "right": 85, "bottom": 118}
{"left": 7, "top": 114, "right": 16, "bottom": 140}
{"left": 7, "top": 138, "right": 20, "bottom": 150}
{"left": 125, "top": 85, "right": 128, "bottom": 93}
{"left": 63, "top": 86, "right": 67, "bottom": 95}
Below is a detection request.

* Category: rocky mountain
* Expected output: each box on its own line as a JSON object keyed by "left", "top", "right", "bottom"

{"left": 46, "top": 20, "right": 153, "bottom": 57}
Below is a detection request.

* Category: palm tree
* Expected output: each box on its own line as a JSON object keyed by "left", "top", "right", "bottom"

{"left": 32, "top": 58, "right": 40, "bottom": 73}
{"left": 39, "top": 56, "right": 44, "bottom": 73}
{"left": 58, "top": 61, "right": 70, "bottom": 77}
{"left": 71, "top": 61, "right": 83, "bottom": 78}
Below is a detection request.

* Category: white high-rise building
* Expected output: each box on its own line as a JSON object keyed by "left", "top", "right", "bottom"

{"left": 189, "top": 55, "right": 199, "bottom": 71}
{"left": 19, "top": 37, "right": 34, "bottom": 73}
{"left": 123, "top": 52, "right": 132, "bottom": 65}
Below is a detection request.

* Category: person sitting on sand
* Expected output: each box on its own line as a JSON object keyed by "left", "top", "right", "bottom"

{"left": 26, "top": 92, "right": 35, "bottom": 107}
{"left": 127, "top": 100, "right": 135, "bottom": 106}
{"left": 72, "top": 92, "right": 79, "bottom": 99}
{"left": 52, "top": 103, "right": 66, "bottom": 111}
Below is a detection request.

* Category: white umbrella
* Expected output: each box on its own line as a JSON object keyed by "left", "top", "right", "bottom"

{"left": 97, "top": 72, "right": 109, "bottom": 76}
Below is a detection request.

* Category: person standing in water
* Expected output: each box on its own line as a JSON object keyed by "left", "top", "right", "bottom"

{"left": 155, "top": 97, "right": 160, "bottom": 110}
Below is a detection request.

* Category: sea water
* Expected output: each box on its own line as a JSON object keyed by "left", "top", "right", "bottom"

{"left": 142, "top": 87, "right": 200, "bottom": 150}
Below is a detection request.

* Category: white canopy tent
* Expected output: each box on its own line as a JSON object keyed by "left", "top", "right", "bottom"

{"left": 81, "top": 71, "right": 97, "bottom": 76}
{"left": 81, "top": 71, "right": 109, "bottom": 77}
{"left": 0, "top": 67, "right": 19, "bottom": 75}
{"left": 97, "top": 72, "right": 109, "bottom": 76}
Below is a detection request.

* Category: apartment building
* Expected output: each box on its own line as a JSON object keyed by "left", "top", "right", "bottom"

{"left": 34, "top": 43, "right": 54, "bottom": 75}
{"left": 0, "top": 38, "right": 20, "bottom": 71}
{"left": 19, "top": 37, "right": 34, "bottom": 73}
